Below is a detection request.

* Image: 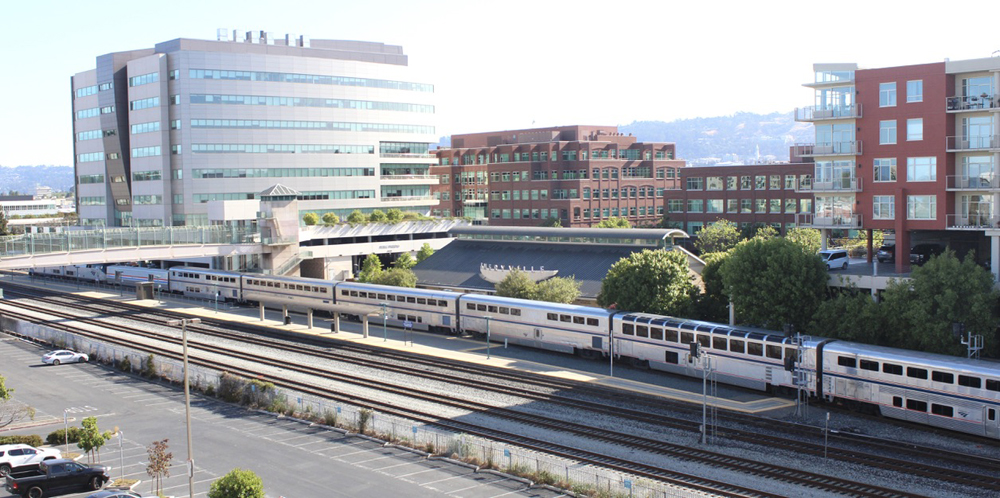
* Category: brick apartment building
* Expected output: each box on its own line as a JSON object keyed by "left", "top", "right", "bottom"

{"left": 794, "top": 59, "right": 1000, "bottom": 273}
{"left": 431, "top": 126, "right": 684, "bottom": 227}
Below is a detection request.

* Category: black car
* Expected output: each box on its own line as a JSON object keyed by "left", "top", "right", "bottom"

{"left": 876, "top": 244, "right": 895, "bottom": 263}
{"left": 909, "top": 244, "right": 945, "bottom": 265}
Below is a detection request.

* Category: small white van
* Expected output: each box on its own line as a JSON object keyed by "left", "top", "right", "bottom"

{"left": 819, "top": 249, "right": 850, "bottom": 270}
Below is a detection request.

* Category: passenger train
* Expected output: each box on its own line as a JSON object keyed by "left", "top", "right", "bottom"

{"left": 25, "top": 264, "right": 1000, "bottom": 439}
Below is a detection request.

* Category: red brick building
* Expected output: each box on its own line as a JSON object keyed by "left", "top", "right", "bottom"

{"left": 432, "top": 126, "right": 683, "bottom": 227}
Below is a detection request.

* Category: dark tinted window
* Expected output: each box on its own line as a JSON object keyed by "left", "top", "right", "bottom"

{"left": 713, "top": 337, "right": 727, "bottom": 351}
{"left": 958, "top": 375, "right": 982, "bottom": 388}
{"left": 892, "top": 396, "right": 903, "bottom": 407}
{"left": 931, "top": 371, "right": 954, "bottom": 384}
{"left": 650, "top": 327, "right": 664, "bottom": 341}
{"left": 547, "top": 313, "right": 557, "bottom": 321}
{"left": 665, "top": 351, "right": 679, "bottom": 364}
{"left": 906, "top": 399, "right": 928, "bottom": 412}
{"left": 907, "top": 367, "right": 928, "bottom": 379}
{"left": 665, "top": 329, "right": 679, "bottom": 342}
{"left": 931, "top": 404, "right": 954, "bottom": 417}
{"left": 622, "top": 324, "right": 634, "bottom": 335}
{"left": 766, "top": 345, "right": 782, "bottom": 359}
{"left": 681, "top": 332, "right": 694, "bottom": 344}
{"left": 987, "top": 379, "right": 1000, "bottom": 392}
{"left": 636, "top": 325, "right": 649, "bottom": 338}
{"left": 697, "top": 335, "right": 710, "bottom": 347}
{"left": 883, "top": 363, "right": 903, "bottom": 375}
{"left": 560, "top": 314, "right": 571, "bottom": 323}
{"left": 859, "top": 360, "right": 879, "bottom": 371}
{"left": 729, "top": 339, "right": 745, "bottom": 354}
{"left": 747, "top": 342, "right": 763, "bottom": 356}
{"left": 585, "top": 318, "right": 597, "bottom": 326}
{"left": 838, "top": 356, "right": 856, "bottom": 368}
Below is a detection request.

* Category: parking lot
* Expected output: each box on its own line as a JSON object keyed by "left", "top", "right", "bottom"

{"left": 0, "top": 335, "right": 564, "bottom": 498}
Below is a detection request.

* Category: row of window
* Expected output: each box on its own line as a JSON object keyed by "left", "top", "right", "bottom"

{"left": 133, "top": 195, "right": 162, "bottom": 205}
{"left": 75, "top": 106, "right": 113, "bottom": 119}
{"left": 686, "top": 174, "right": 809, "bottom": 191}
{"left": 189, "top": 118, "right": 434, "bottom": 134}
{"left": 190, "top": 190, "right": 377, "bottom": 203}
{"left": 132, "top": 171, "right": 162, "bottom": 182}
{"left": 621, "top": 323, "right": 793, "bottom": 359}
{"left": 189, "top": 69, "right": 434, "bottom": 92}
{"left": 464, "top": 302, "right": 523, "bottom": 316}
{"left": 78, "top": 174, "right": 104, "bottom": 184}
{"left": 891, "top": 396, "right": 955, "bottom": 418}
{"left": 443, "top": 150, "right": 674, "bottom": 166}
{"left": 132, "top": 146, "right": 161, "bottom": 158}
{"left": 130, "top": 97, "right": 159, "bottom": 111}
{"left": 191, "top": 144, "right": 374, "bottom": 154}
{"left": 836, "top": 355, "right": 998, "bottom": 390}
{"left": 75, "top": 85, "right": 98, "bottom": 98}
{"left": 191, "top": 168, "right": 375, "bottom": 179}
{"left": 872, "top": 195, "right": 937, "bottom": 220}
{"left": 669, "top": 198, "right": 812, "bottom": 215}
{"left": 879, "top": 119, "right": 923, "bottom": 144}
{"left": 78, "top": 152, "right": 104, "bottom": 163}
{"left": 544, "top": 312, "right": 601, "bottom": 327}
{"left": 190, "top": 94, "right": 434, "bottom": 113}
{"left": 344, "top": 288, "right": 451, "bottom": 307}
{"left": 245, "top": 278, "right": 324, "bottom": 292}
{"left": 79, "top": 196, "right": 105, "bottom": 206}
{"left": 131, "top": 121, "right": 160, "bottom": 135}
{"left": 128, "top": 72, "right": 159, "bottom": 87}
{"left": 879, "top": 80, "right": 923, "bottom": 107}
{"left": 76, "top": 130, "right": 103, "bottom": 141}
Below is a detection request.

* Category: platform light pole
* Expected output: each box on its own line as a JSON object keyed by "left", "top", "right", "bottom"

{"left": 117, "top": 430, "right": 124, "bottom": 481}
{"left": 380, "top": 303, "right": 388, "bottom": 342}
{"left": 166, "top": 317, "right": 201, "bottom": 498}
{"left": 484, "top": 316, "right": 492, "bottom": 359}
{"left": 63, "top": 409, "right": 69, "bottom": 453}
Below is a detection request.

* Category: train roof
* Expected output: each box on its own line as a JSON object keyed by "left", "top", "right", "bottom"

{"left": 618, "top": 312, "right": 809, "bottom": 344}
{"left": 823, "top": 340, "right": 1000, "bottom": 376}
{"left": 462, "top": 293, "right": 615, "bottom": 316}
{"left": 244, "top": 273, "right": 332, "bottom": 286}
{"left": 336, "top": 281, "right": 461, "bottom": 300}
{"left": 168, "top": 266, "right": 239, "bottom": 276}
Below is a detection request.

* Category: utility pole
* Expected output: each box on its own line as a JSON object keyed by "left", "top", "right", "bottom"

{"left": 167, "top": 317, "right": 201, "bottom": 498}
{"left": 380, "top": 303, "right": 388, "bottom": 342}
{"left": 484, "top": 316, "right": 492, "bottom": 359}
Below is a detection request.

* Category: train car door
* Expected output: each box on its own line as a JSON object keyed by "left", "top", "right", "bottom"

{"left": 533, "top": 328, "right": 543, "bottom": 348}
{"left": 986, "top": 407, "right": 999, "bottom": 438}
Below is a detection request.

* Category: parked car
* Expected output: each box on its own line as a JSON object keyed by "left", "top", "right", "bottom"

{"left": 41, "top": 350, "right": 88, "bottom": 366}
{"left": 0, "top": 445, "right": 61, "bottom": 477}
{"left": 86, "top": 490, "right": 142, "bottom": 498}
{"left": 876, "top": 244, "right": 895, "bottom": 263}
{"left": 4, "top": 458, "right": 109, "bottom": 498}
{"left": 909, "top": 243, "right": 945, "bottom": 265}
{"left": 819, "top": 249, "right": 850, "bottom": 270}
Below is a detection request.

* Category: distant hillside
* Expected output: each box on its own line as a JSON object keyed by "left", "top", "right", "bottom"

{"left": 0, "top": 165, "right": 74, "bottom": 194}
{"left": 621, "top": 112, "right": 814, "bottom": 165}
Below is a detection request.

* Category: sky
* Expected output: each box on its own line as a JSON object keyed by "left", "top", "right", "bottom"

{"left": 0, "top": 0, "right": 993, "bottom": 167}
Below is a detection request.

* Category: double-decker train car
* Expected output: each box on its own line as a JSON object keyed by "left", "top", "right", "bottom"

{"left": 334, "top": 281, "right": 460, "bottom": 332}
{"left": 31, "top": 265, "right": 108, "bottom": 282}
{"left": 818, "top": 340, "right": 1000, "bottom": 438}
{"left": 241, "top": 273, "right": 334, "bottom": 312}
{"left": 167, "top": 266, "right": 241, "bottom": 301}
{"left": 105, "top": 265, "right": 169, "bottom": 287}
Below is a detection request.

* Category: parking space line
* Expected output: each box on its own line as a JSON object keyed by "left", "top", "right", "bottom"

{"left": 451, "top": 477, "right": 509, "bottom": 493}
{"left": 354, "top": 453, "right": 402, "bottom": 465}
{"left": 377, "top": 460, "right": 426, "bottom": 471}
{"left": 421, "top": 474, "right": 466, "bottom": 485}
{"left": 397, "top": 467, "right": 444, "bottom": 478}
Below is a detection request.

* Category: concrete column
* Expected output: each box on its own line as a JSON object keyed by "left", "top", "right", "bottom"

{"left": 333, "top": 313, "right": 340, "bottom": 333}
{"left": 820, "top": 229, "right": 829, "bottom": 250}
{"left": 259, "top": 302, "right": 264, "bottom": 321}
{"left": 866, "top": 229, "right": 873, "bottom": 263}
{"left": 282, "top": 305, "right": 287, "bottom": 320}
{"left": 362, "top": 316, "right": 369, "bottom": 338}
{"left": 307, "top": 309, "right": 313, "bottom": 329}
{"left": 992, "top": 235, "right": 1000, "bottom": 284}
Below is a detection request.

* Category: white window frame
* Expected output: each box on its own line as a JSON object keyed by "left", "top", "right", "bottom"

{"left": 873, "top": 195, "right": 895, "bottom": 219}
{"left": 874, "top": 158, "right": 896, "bottom": 182}
{"left": 907, "top": 80, "right": 923, "bottom": 103}
{"left": 906, "top": 195, "right": 936, "bottom": 220}
{"left": 907, "top": 118, "right": 923, "bottom": 141}
{"left": 906, "top": 157, "right": 937, "bottom": 182}
{"left": 879, "top": 82, "right": 897, "bottom": 107}
{"left": 880, "top": 120, "right": 897, "bottom": 145}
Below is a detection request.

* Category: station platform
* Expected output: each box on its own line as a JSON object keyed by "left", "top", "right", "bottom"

{"left": 3, "top": 274, "right": 794, "bottom": 415}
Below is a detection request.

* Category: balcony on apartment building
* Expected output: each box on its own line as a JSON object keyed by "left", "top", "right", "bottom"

{"left": 794, "top": 104, "right": 862, "bottom": 122}
{"left": 946, "top": 95, "right": 998, "bottom": 112}
{"left": 380, "top": 174, "right": 440, "bottom": 184}
{"left": 796, "top": 213, "right": 862, "bottom": 228}
{"left": 946, "top": 214, "right": 998, "bottom": 230}
{"left": 792, "top": 141, "right": 862, "bottom": 157}
{"left": 946, "top": 174, "right": 1000, "bottom": 190}
{"left": 380, "top": 195, "right": 437, "bottom": 203}
{"left": 795, "top": 177, "right": 862, "bottom": 193}
{"left": 945, "top": 135, "right": 1000, "bottom": 152}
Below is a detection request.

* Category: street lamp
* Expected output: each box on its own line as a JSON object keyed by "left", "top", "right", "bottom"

{"left": 166, "top": 317, "right": 201, "bottom": 498}
{"left": 484, "top": 316, "right": 492, "bottom": 359}
{"left": 63, "top": 410, "right": 69, "bottom": 454}
{"left": 117, "top": 430, "right": 124, "bottom": 482}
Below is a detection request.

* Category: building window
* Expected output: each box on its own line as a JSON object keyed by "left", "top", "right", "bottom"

{"left": 726, "top": 176, "right": 737, "bottom": 190}
{"left": 800, "top": 198, "right": 812, "bottom": 213}
{"left": 687, "top": 199, "right": 704, "bottom": 213}
{"left": 668, "top": 199, "right": 684, "bottom": 213}
{"left": 769, "top": 199, "right": 781, "bottom": 213}
{"left": 686, "top": 177, "right": 704, "bottom": 190}
{"left": 707, "top": 199, "right": 723, "bottom": 213}
{"left": 907, "top": 195, "right": 936, "bottom": 220}
{"left": 907, "top": 80, "right": 923, "bottom": 103}
{"left": 880, "top": 120, "right": 896, "bottom": 144}
{"left": 879, "top": 82, "right": 896, "bottom": 107}
{"left": 874, "top": 158, "right": 897, "bottom": 182}
{"left": 727, "top": 199, "right": 738, "bottom": 213}
{"left": 755, "top": 199, "right": 766, "bottom": 213}
{"left": 740, "top": 199, "right": 751, "bottom": 213}
{"left": 873, "top": 195, "right": 895, "bottom": 219}
{"left": 755, "top": 176, "right": 766, "bottom": 190}
{"left": 769, "top": 175, "right": 780, "bottom": 189}
{"left": 784, "top": 198, "right": 796, "bottom": 213}
{"left": 740, "top": 176, "right": 750, "bottom": 190}
{"left": 784, "top": 175, "right": 795, "bottom": 189}
{"left": 907, "top": 157, "right": 937, "bottom": 182}
{"left": 707, "top": 177, "right": 723, "bottom": 190}
{"left": 907, "top": 118, "right": 923, "bottom": 141}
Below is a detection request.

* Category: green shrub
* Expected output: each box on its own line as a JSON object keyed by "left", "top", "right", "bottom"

{"left": 357, "top": 408, "right": 372, "bottom": 434}
{"left": 46, "top": 427, "right": 81, "bottom": 446}
{"left": 322, "top": 409, "right": 338, "bottom": 427}
{"left": 217, "top": 373, "right": 246, "bottom": 403}
{"left": 0, "top": 435, "right": 43, "bottom": 447}
{"left": 119, "top": 355, "right": 132, "bottom": 373}
{"left": 142, "top": 354, "right": 158, "bottom": 378}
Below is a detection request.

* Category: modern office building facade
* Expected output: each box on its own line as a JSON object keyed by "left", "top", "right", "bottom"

{"left": 431, "top": 126, "right": 683, "bottom": 227}
{"left": 71, "top": 30, "right": 437, "bottom": 228}
{"left": 794, "top": 59, "right": 1000, "bottom": 273}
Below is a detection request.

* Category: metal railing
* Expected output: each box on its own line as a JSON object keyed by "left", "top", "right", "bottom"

{"left": 796, "top": 213, "right": 862, "bottom": 228}
{"left": 379, "top": 153, "right": 436, "bottom": 159}
{"left": 946, "top": 214, "right": 998, "bottom": 230}
{"left": 795, "top": 104, "right": 862, "bottom": 121}
{"left": 379, "top": 175, "right": 438, "bottom": 181}
{"left": 792, "top": 141, "right": 862, "bottom": 157}
{"left": 946, "top": 95, "right": 998, "bottom": 111}
{"left": 380, "top": 196, "right": 435, "bottom": 202}
{"left": 797, "top": 177, "right": 862, "bottom": 193}
{"left": 945, "top": 135, "right": 1000, "bottom": 151}
{"left": 272, "top": 251, "right": 313, "bottom": 276}
{"left": 0, "top": 226, "right": 259, "bottom": 259}
{"left": 946, "top": 174, "right": 999, "bottom": 190}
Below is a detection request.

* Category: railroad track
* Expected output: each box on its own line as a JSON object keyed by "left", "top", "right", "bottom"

{"left": 0, "top": 289, "right": 982, "bottom": 496}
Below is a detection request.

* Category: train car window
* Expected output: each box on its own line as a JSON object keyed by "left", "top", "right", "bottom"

{"left": 665, "top": 351, "right": 679, "bottom": 364}
{"left": 397, "top": 314, "right": 405, "bottom": 320}
{"left": 697, "top": 335, "right": 710, "bottom": 347}
{"left": 586, "top": 318, "right": 598, "bottom": 326}
{"left": 342, "top": 289, "right": 349, "bottom": 296}
{"left": 747, "top": 342, "right": 763, "bottom": 356}
{"left": 547, "top": 313, "right": 558, "bottom": 321}
{"left": 407, "top": 297, "right": 416, "bottom": 303}
{"left": 512, "top": 309, "right": 522, "bottom": 317}
{"left": 986, "top": 379, "right": 1000, "bottom": 392}
{"left": 930, "top": 404, "right": 954, "bottom": 417}
{"left": 729, "top": 339, "right": 745, "bottom": 353}
{"left": 892, "top": 396, "right": 903, "bottom": 408}
{"left": 906, "top": 367, "right": 928, "bottom": 380}
{"left": 665, "top": 329, "right": 679, "bottom": 343}
{"left": 377, "top": 294, "right": 386, "bottom": 300}
{"left": 622, "top": 324, "right": 635, "bottom": 335}
{"left": 766, "top": 345, "right": 782, "bottom": 359}
{"left": 417, "top": 316, "right": 423, "bottom": 323}
{"left": 636, "top": 326, "right": 648, "bottom": 338}
{"left": 321, "top": 288, "right": 327, "bottom": 294}
{"left": 297, "top": 285, "right": 304, "bottom": 291}
{"left": 681, "top": 332, "right": 694, "bottom": 344}
{"left": 651, "top": 328, "right": 664, "bottom": 341}
{"left": 882, "top": 363, "right": 903, "bottom": 375}
{"left": 958, "top": 375, "right": 982, "bottom": 389}
{"left": 931, "top": 371, "right": 954, "bottom": 384}
{"left": 387, "top": 295, "right": 396, "bottom": 301}
{"left": 560, "top": 314, "right": 571, "bottom": 323}
{"left": 426, "top": 299, "right": 436, "bottom": 306}
{"left": 713, "top": 337, "right": 727, "bottom": 351}
{"left": 476, "top": 304, "right": 486, "bottom": 311}
{"left": 905, "top": 399, "right": 928, "bottom": 412}
{"left": 573, "top": 316, "right": 584, "bottom": 324}
{"left": 417, "top": 298, "right": 427, "bottom": 305}
{"left": 837, "top": 357, "right": 857, "bottom": 368}
{"left": 439, "top": 300, "right": 449, "bottom": 307}
{"left": 499, "top": 307, "right": 509, "bottom": 315}
{"left": 489, "top": 306, "right": 499, "bottom": 313}
{"left": 859, "top": 360, "right": 879, "bottom": 371}
{"left": 785, "top": 347, "right": 795, "bottom": 360}
{"left": 467, "top": 303, "right": 476, "bottom": 311}
{"left": 350, "top": 291, "right": 358, "bottom": 297}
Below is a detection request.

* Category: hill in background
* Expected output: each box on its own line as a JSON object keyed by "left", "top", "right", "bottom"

{"left": 0, "top": 165, "right": 74, "bottom": 194}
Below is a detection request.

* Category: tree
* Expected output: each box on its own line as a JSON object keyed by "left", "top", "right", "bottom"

{"left": 785, "top": 228, "right": 821, "bottom": 254}
{"left": 694, "top": 251, "right": 730, "bottom": 322}
{"left": 393, "top": 253, "right": 416, "bottom": 270}
{"left": 594, "top": 216, "right": 631, "bottom": 229}
{"left": 752, "top": 225, "right": 778, "bottom": 240}
{"left": 0, "top": 375, "right": 35, "bottom": 429}
{"left": 597, "top": 249, "right": 698, "bottom": 316}
{"left": 495, "top": 269, "right": 536, "bottom": 300}
{"left": 386, "top": 208, "right": 403, "bottom": 223}
{"left": 370, "top": 268, "right": 417, "bottom": 287}
{"left": 321, "top": 212, "right": 340, "bottom": 226}
{"left": 416, "top": 243, "right": 435, "bottom": 262}
{"left": 720, "top": 237, "right": 827, "bottom": 330}
{"left": 347, "top": 210, "right": 367, "bottom": 224}
{"left": 146, "top": 439, "right": 172, "bottom": 496}
{"left": 534, "top": 276, "right": 581, "bottom": 304}
{"left": 739, "top": 222, "right": 769, "bottom": 240}
{"left": 369, "top": 209, "right": 387, "bottom": 223}
{"left": 693, "top": 220, "right": 740, "bottom": 254}
{"left": 810, "top": 286, "right": 886, "bottom": 345}
{"left": 540, "top": 217, "right": 562, "bottom": 228}
{"left": 208, "top": 468, "right": 264, "bottom": 498}
{"left": 77, "top": 416, "right": 113, "bottom": 463}
{"left": 0, "top": 210, "right": 9, "bottom": 236}
{"left": 357, "top": 254, "right": 383, "bottom": 283}
{"left": 301, "top": 213, "right": 319, "bottom": 226}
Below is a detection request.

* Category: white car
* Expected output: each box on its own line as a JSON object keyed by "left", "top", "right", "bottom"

{"left": 0, "top": 444, "right": 62, "bottom": 477}
{"left": 41, "top": 350, "right": 89, "bottom": 365}
{"left": 819, "top": 249, "right": 850, "bottom": 270}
